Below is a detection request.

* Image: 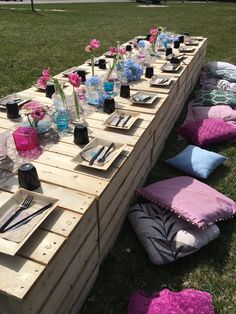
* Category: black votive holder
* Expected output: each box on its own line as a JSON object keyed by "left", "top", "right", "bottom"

{"left": 173, "top": 40, "right": 180, "bottom": 49}
{"left": 120, "top": 84, "right": 130, "bottom": 98}
{"left": 45, "top": 82, "right": 55, "bottom": 99}
{"left": 103, "top": 98, "right": 115, "bottom": 114}
{"left": 146, "top": 34, "right": 151, "bottom": 41}
{"left": 73, "top": 123, "right": 89, "bottom": 146}
{"left": 75, "top": 69, "right": 86, "bottom": 83}
{"left": 6, "top": 101, "right": 20, "bottom": 119}
{"left": 145, "top": 66, "right": 154, "bottom": 79}
{"left": 178, "top": 35, "right": 184, "bottom": 44}
{"left": 98, "top": 59, "right": 107, "bottom": 70}
{"left": 18, "top": 163, "right": 41, "bottom": 191}
{"left": 165, "top": 47, "right": 173, "bottom": 57}
{"left": 184, "top": 32, "right": 190, "bottom": 37}
{"left": 126, "top": 44, "right": 132, "bottom": 52}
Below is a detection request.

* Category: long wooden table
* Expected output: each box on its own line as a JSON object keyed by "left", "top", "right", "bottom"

{"left": 0, "top": 38, "right": 207, "bottom": 314}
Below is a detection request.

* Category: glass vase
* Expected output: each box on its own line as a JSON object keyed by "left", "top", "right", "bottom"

{"left": 86, "top": 84, "right": 100, "bottom": 107}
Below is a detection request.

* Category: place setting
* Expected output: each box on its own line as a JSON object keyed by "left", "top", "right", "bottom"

{"left": 0, "top": 188, "right": 59, "bottom": 255}
{"left": 131, "top": 91, "right": 159, "bottom": 105}
{"left": 0, "top": 94, "right": 31, "bottom": 111}
{"left": 72, "top": 138, "right": 126, "bottom": 170}
{"left": 149, "top": 75, "right": 174, "bottom": 87}
{"left": 103, "top": 110, "right": 140, "bottom": 130}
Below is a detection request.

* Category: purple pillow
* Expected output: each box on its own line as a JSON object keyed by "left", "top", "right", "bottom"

{"left": 136, "top": 176, "right": 236, "bottom": 228}
{"left": 128, "top": 289, "right": 215, "bottom": 314}
{"left": 178, "top": 118, "right": 236, "bottom": 146}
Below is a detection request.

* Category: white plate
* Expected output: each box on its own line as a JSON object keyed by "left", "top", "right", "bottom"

{"left": 161, "top": 63, "right": 181, "bottom": 73}
{"left": 0, "top": 189, "right": 59, "bottom": 256}
{"left": 103, "top": 110, "right": 140, "bottom": 130}
{"left": 179, "top": 46, "right": 195, "bottom": 53}
{"left": 131, "top": 91, "right": 159, "bottom": 105}
{"left": 150, "top": 75, "right": 173, "bottom": 87}
{"left": 0, "top": 95, "right": 31, "bottom": 110}
{"left": 72, "top": 138, "right": 126, "bottom": 171}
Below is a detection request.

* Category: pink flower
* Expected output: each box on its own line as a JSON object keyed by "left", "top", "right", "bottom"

{"left": 109, "top": 47, "right": 118, "bottom": 56}
{"left": 37, "top": 77, "right": 47, "bottom": 89}
{"left": 119, "top": 48, "right": 126, "bottom": 55}
{"left": 42, "top": 68, "right": 52, "bottom": 81}
{"left": 90, "top": 39, "right": 100, "bottom": 49}
{"left": 31, "top": 108, "right": 46, "bottom": 121}
{"left": 150, "top": 28, "right": 158, "bottom": 36}
{"left": 85, "top": 45, "right": 92, "bottom": 52}
{"left": 23, "top": 101, "right": 41, "bottom": 111}
{"left": 149, "top": 35, "right": 156, "bottom": 44}
{"left": 68, "top": 72, "right": 81, "bottom": 88}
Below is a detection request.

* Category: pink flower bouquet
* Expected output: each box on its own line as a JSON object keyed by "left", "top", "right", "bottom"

{"left": 21, "top": 101, "right": 52, "bottom": 128}
{"left": 85, "top": 39, "right": 101, "bottom": 76}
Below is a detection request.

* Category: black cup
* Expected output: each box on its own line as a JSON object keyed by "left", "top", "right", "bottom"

{"left": 184, "top": 32, "right": 190, "bottom": 36}
{"left": 73, "top": 123, "right": 89, "bottom": 146}
{"left": 178, "top": 35, "right": 184, "bottom": 43}
{"left": 146, "top": 34, "right": 151, "bottom": 41}
{"left": 145, "top": 66, "right": 154, "bottom": 79}
{"left": 75, "top": 70, "right": 86, "bottom": 83}
{"left": 6, "top": 101, "right": 20, "bottom": 119}
{"left": 120, "top": 84, "right": 130, "bottom": 98}
{"left": 165, "top": 47, "right": 173, "bottom": 57}
{"left": 18, "top": 163, "right": 41, "bottom": 191}
{"left": 173, "top": 40, "right": 180, "bottom": 49}
{"left": 126, "top": 44, "right": 132, "bottom": 52}
{"left": 98, "top": 59, "right": 106, "bottom": 70}
{"left": 45, "top": 82, "right": 55, "bottom": 99}
{"left": 103, "top": 98, "right": 115, "bottom": 114}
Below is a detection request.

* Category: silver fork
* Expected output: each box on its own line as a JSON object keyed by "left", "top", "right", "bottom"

{"left": 0, "top": 195, "right": 34, "bottom": 233}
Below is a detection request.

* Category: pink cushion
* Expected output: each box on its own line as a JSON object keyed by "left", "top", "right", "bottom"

{"left": 192, "top": 105, "right": 236, "bottom": 121}
{"left": 136, "top": 176, "right": 236, "bottom": 228}
{"left": 128, "top": 289, "right": 215, "bottom": 314}
{"left": 178, "top": 118, "right": 236, "bottom": 146}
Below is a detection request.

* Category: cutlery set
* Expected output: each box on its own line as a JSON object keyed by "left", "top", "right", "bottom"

{"left": 109, "top": 114, "right": 132, "bottom": 128}
{"left": 0, "top": 195, "right": 53, "bottom": 233}
{"left": 88, "top": 142, "right": 115, "bottom": 166}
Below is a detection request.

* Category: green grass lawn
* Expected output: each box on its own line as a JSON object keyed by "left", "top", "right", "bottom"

{"left": 0, "top": 3, "right": 236, "bottom": 313}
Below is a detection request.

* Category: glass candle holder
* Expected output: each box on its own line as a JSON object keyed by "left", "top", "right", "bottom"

{"left": 103, "top": 98, "right": 115, "bottom": 114}
{"left": 75, "top": 70, "right": 86, "bottom": 83}
{"left": 45, "top": 82, "right": 55, "bottom": 99}
{"left": 13, "top": 126, "right": 38, "bottom": 151}
{"left": 145, "top": 66, "right": 154, "bottom": 79}
{"left": 174, "top": 40, "right": 180, "bottom": 49}
{"left": 98, "top": 59, "right": 106, "bottom": 70}
{"left": 6, "top": 101, "right": 20, "bottom": 119}
{"left": 120, "top": 84, "right": 130, "bottom": 98}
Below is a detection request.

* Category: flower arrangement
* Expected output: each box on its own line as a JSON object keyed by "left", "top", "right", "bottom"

{"left": 85, "top": 39, "right": 101, "bottom": 77}
{"left": 68, "top": 72, "right": 81, "bottom": 121}
{"left": 37, "top": 68, "right": 67, "bottom": 109}
{"left": 21, "top": 101, "right": 51, "bottom": 128}
{"left": 149, "top": 27, "right": 159, "bottom": 55}
{"left": 124, "top": 59, "right": 143, "bottom": 81}
{"left": 105, "top": 43, "right": 126, "bottom": 81}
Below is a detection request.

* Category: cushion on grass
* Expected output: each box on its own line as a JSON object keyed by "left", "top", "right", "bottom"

{"left": 178, "top": 118, "right": 236, "bottom": 147}
{"left": 165, "top": 145, "right": 227, "bottom": 179}
{"left": 128, "top": 289, "right": 215, "bottom": 314}
{"left": 128, "top": 203, "right": 220, "bottom": 265}
{"left": 214, "top": 69, "right": 236, "bottom": 83}
{"left": 193, "top": 90, "right": 236, "bottom": 107}
{"left": 136, "top": 176, "right": 236, "bottom": 228}
{"left": 192, "top": 105, "right": 236, "bottom": 122}
{"left": 203, "top": 61, "right": 236, "bottom": 72}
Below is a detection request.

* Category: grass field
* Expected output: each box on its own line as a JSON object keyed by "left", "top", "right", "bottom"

{"left": 0, "top": 2, "right": 236, "bottom": 313}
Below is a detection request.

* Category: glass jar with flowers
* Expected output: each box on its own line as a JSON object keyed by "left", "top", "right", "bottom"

{"left": 21, "top": 101, "right": 52, "bottom": 134}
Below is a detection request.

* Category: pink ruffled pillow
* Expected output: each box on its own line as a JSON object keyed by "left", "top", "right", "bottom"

{"left": 178, "top": 118, "right": 236, "bottom": 146}
{"left": 128, "top": 289, "right": 215, "bottom": 314}
{"left": 192, "top": 105, "right": 236, "bottom": 122}
{"left": 136, "top": 176, "right": 236, "bottom": 228}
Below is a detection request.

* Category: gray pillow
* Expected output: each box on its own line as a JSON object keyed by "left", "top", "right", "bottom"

{"left": 128, "top": 203, "right": 220, "bottom": 265}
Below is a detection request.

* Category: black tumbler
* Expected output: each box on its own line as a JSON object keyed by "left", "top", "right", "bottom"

{"left": 146, "top": 34, "right": 151, "bottom": 41}
{"left": 178, "top": 35, "right": 184, "bottom": 43}
{"left": 75, "top": 70, "right": 86, "bottom": 83}
{"left": 45, "top": 82, "right": 55, "bottom": 99}
{"left": 6, "top": 101, "right": 20, "bottom": 119}
{"left": 98, "top": 59, "right": 106, "bottom": 70}
{"left": 145, "top": 66, "right": 154, "bottom": 79}
{"left": 165, "top": 47, "right": 173, "bottom": 57}
{"left": 125, "top": 44, "right": 132, "bottom": 52}
{"left": 18, "top": 163, "right": 41, "bottom": 191}
{"left": 103, "top": 98, "right": 115, "bottom": 114}
{"left": 174, "top": 40, "right": 180, "bottom": 49}
{"left": 120, "top": 84, "right": 130, "bottom": 98}
{"left": 73, "top": 123, "right": 89, "bottom": 146}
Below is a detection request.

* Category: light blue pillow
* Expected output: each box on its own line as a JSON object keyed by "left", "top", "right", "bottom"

{"left": 165, "top": 145, "right": 227, "bottom": 179}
